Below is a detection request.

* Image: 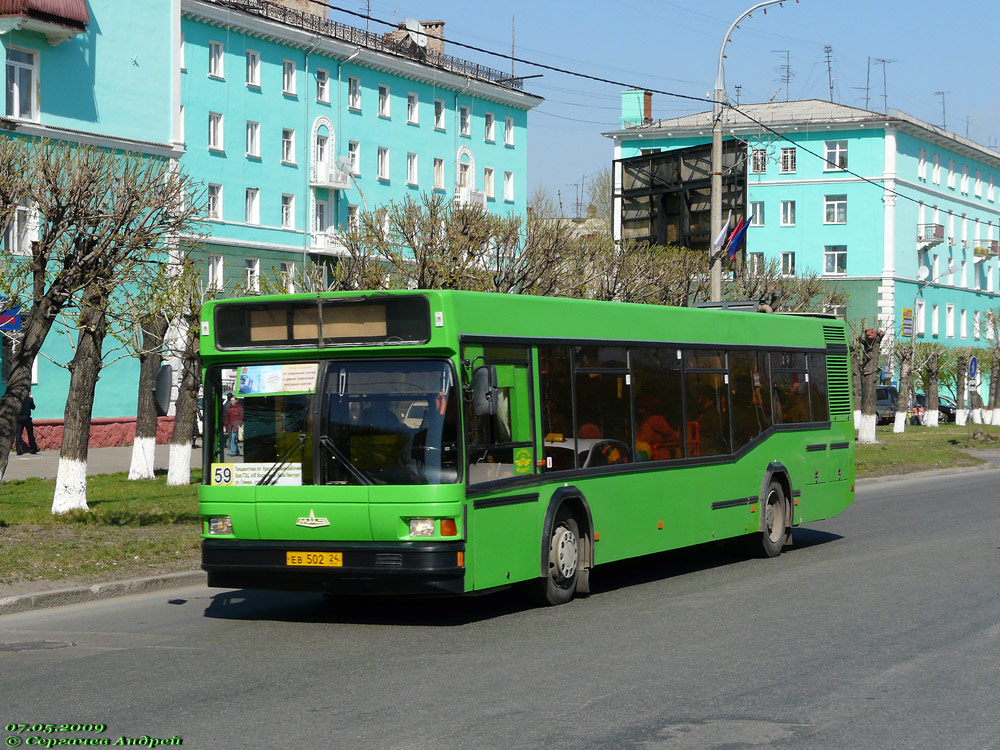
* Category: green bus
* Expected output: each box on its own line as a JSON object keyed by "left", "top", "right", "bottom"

{"left": 199, "top": 290, "right": 854, "bottom": 605}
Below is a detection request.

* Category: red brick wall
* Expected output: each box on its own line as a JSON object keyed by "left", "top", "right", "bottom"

{"left": 25, "top": 417, "right": 177, "bottom": 451}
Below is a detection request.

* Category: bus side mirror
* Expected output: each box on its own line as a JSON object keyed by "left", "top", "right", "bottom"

{"left": 472, "top": 364, "right": 498, "bottom": 416}
{"left": 154, "top": 364, "right": 173, "bottom": 417}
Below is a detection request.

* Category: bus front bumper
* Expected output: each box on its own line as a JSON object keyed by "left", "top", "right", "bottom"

{"left": 201, "top": 539, "right": 467, "bottom": 596}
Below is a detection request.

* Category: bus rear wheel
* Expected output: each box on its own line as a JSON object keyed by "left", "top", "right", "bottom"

{"left": 758, "top": 481, "right": 787, "bottom": 558}
{"left": 534, "top": 510, "right": 580, "bottom": 606}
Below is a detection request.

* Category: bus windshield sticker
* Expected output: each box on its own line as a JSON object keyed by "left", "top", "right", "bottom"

{"left": 236, "top": 363, "right": 318, "bottom": 397}
{"left": 211, "top": 461, "right": 302, "bottom": 486}
{"left": 513, "top": 447, "right": 532, "bottom": 475}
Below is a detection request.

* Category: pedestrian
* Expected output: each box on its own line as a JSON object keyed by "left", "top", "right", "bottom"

{"left": 16, "top": 391, "right": 39, "bottom": 455}
{"left": 224, "top": 393, "right": 243, "bottom": 456}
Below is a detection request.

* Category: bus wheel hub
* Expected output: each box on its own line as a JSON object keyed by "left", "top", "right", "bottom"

{"left": 550, "top": 526, "right": 578, "bottom": 582}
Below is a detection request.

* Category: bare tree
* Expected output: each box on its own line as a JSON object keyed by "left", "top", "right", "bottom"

{"left": 853, "top": 323, "right": 885, "bottom": 444}
{"left": 915, "top": 343, "right": 946, "bottom": 427}
{"left": 727, "top": 257, "right": 846, "bottom": 313}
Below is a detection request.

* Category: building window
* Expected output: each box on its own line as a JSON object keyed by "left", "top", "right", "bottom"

{"left": 279, "top": 261, "right": 295, "bottom": 293}
{"left": 281, "top": 129, "right": 295, "bottom": 163}
{"left": 961, "top": 308, "right": 967, "bottom": 338}
{"left": 484, "top": 167, "right": 494, "bottom": 199}
{"left": 974, "top": 310, "right": 981, "bottom": 340}
{"left": 378, "top": 84, "right": 390, "bottom": 117}
{"left": 5, "top": 47, "right": 37, "bottom": 121}
{"left": 781, "top": 252, "right": 795, "bottom": 276}
{"left": 208, "top": 255, "right": 223, "bottom": 291}
{"left": 377, "top": 147, "right": 389, "bottom": 180}
{"left": 282, "top": 60, "right": 296, "bottom": 95}
{"left": 208, "top": 41, "right": 224, "bottom": 78}
{"left": 460, "top": 106, "right": 470, "bottom": 136}
{"left": 749, "top": 201, "right": 764, "bottom": 226}
{"left": 933, "top": 154, "right": 941, "bottom": 184}
{"left": 208, "top": 112, "right": 223, "bottom": 150}
{"left": 946, "top": 304, "right": 955, "bottom": 338}
{"left": 348, "top": 76, "right": 361, "bottom": 110}
{"left": 824, "top": 140, "right": 848, "bottom": 170}
{"left": 824, "top": 245, "right": 847, "bottom": 275}
{"left": 931, "top": 304, "right": 940, "bottom": 336}
{"left": 457, "top": 162, "right": 470, "bottom": 188}
{"left": 504, "top": 171, "right": 514, "bottom": 202}
{"left": 245, "top": 121, "right": 260, "bottom": 158}
{"left": 314, "top": 200, "right": 328, "bottom": 234}
{"left": 346, "top": 140, "right": 360, "bottom": 175}
{"left": 281, "top": 194, "right": 294, "bottom": 229}
{"left": 347, "top": 204, "right": 359, "bottom": 231}
{"left": 948, "top": 159, "right": 956, "bottom": 189}
{"left": 407, "top": 92, "right": 418, "bottom": 124}
{"left": 747, "top": 252, "right": 764, "bottom": 274}
{"left": 433, "top": 158, "right": 444, "bottom": 190}
{"left": 434, "top": 99, "right": 445, "bottom": 130}
{"left": 246, "top": 50, "right": 260, "bottom": 87}
{"left": 780, "top": 147, "right": 796, "bottom": 174}
{"left": 245, "top": 188, "right": 260, "bottom": 224}
{"left": 245, "top": 258, "right": 260, "bottom": 293}
{"left": 780, "top": 200, "right": 795, "bottom": 226}
{"left": 750, "top": 148, "right": 767, "bottom": 174}
{"left": 314, "top": 134, "right": 328, "bottom": 170}
{"left": 3, "top": 203, "right": 35, "bottom": 256}
{"left": 917, "top": 148, "right": 926, "bottom": 180}
{"left": 316, "top": 68, "right": 329, "bottom": 102}
{"left": 915, "top": 300, "right": 926, "bottom": 335}
{"left": 208, "top": 184, "right": 222, "bottom": 219}
{"left": 824, "top": 194, "right": 847, "bottom": 224}
{"left": 505, "top": 117, "right": 514, "bottom": 146}
{"left": 407, "top": 152, "right": 418, "bottom": 185}
{"left": 485, "top": 112, "right": 495, "bottom": 142}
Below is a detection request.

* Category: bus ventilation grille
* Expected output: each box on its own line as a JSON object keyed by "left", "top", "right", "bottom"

{"left": 822, "top": 325, "right": 847, "bottom": 345}
{"left": 375, "top": 553, "right": 403, "bottom": 567}
{"left": 826, "top": 354, "right": 852, "bottom": 418}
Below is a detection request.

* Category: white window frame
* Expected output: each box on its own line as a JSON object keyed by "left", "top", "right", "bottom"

{"left": 316, "top": 68, "right": 329, "bottom": 103}
{"left": 348, "top": 76, "right": 361, "bottom": 110}
{"left": 780, "top": 251, "right": 795, "bottom": 277}
{"left": 245, "top": 188, "right": 260, "bottom": 225}
{"left": 434, "top": 99, "right": 445, "bottom": 130}
{"left": 246, "top": 50, "right": 260, "bottom": 87}
{"left": 931, "top": 304, "right": 940, "bottom": 336}
{"left": 282, "top": 60, "right": 296, "bottom": 95}
{"left": 347, "top": 204, "right": 360, "bottom": 231}
{"left": 933, "top": 154, "right": 941, "bottom": 184}
{"left": 348, "top": 140, "right": 360, "bottom": 175}
{"left": 824, "top": 140, "right": 848, "bottom": 171}
{"left": 407, "top": 152, "right": 418, "bottom": 186}
{"left": 246, "top": 120, "right": 260, "bottom": 158}
{"left": 279, "top": 261, "right": 296, "bottom": 293}
{"left": 460, "top": 106, "right": 470, "bottom": 137}
{"left": 503, "top": 171, "right": 514, "bottom": 202}
{"left": 780, "top": 147, "right": 796, "bottom": 174}
{"left": 484, "top": 167, "right": 494, "bottom": 199}
{"left": 747, "top": 252, "right": 764, "bottom": 275}
{"left": 281, "top": 128, "right": 295, "bottom": 164}
{"left": 208, "top": 183, "right": 222, "bottom": 219}
{"left": 407, "top": 92, "right": 418, "bottom": 124}
{"left": 208, "top": 255, "right": 224, "bottom": 291}
{"left": 749, "top": 201, "right": 764, "bottom": 226}
{"left": 433, "top": 158, "right": 444, "bottom": 190}
{"left": 208, "top": 112, "right": 224, "bottom": 151}
{"left": 245, "top": 258, "right": 260, "bottom": 293}
{"left": 780, "top": 200, "right": 795, "bottom": 227}
{"left": 3, "top": 203, "right": 36, "bottom": 256}
{"left": 946, "top": 303, "right": 955, "bottom": 338}
{"left": 281, "top": 193, "right": 295, "bottom": 229}
{"left": 824, "top": 194, "right": 847, "bottom": 224}
{"left": 377, "top": 147, "right": 389, "bottom": 181}
{"left": 750, "top": 148, "right": 767, "bottom": 174}
{"left": 457, "top": 162, "right": 470, "bottom": 189}
{"left": 208, "top": 40, "right": 224, "bottom": 79}
{"left": 917, "top": 148, "right": 926, "bottom": 180}
{"left": 961, "top": 308, "right": 967, "bottom": 339}
{"left": 975, "top": 169, "right": 982, "bottom": 198}
{"left": 505, "top": 116, "right": 514, "bottom": 146}
{"left": 378, "top": 84, "right": 390, "bottom": 118}
{"left": 915, "top": 300, "right": 926, "bottom": 336}
{"left": 6, "top": 47, "right": 38, "bottom": 121}
{"left": 974, "top": 310, "right": 981, "bottom": 340}
{"left": 824, "top": 245, "right": 847, "bottom": 275}
{"left": 485, "top": 112, "right": 495, "bottom": 142}
{"left": 948, "top": 159, "right": 956, "bottom": 189}
{"left": 961, "top": 165, "right": 969, "bottom": 194}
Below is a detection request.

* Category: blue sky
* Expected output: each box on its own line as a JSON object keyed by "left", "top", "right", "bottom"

{"left": 326, "top": 0, "right": 998, "bottom": 211}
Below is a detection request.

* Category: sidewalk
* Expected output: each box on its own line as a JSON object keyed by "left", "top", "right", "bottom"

{"left": 3, "top": 444, "right": 203, "bottom": 481}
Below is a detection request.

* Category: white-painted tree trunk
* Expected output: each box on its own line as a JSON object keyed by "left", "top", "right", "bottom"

{"left": 956, "top": 409, "right": 968, "bottom": 426}
{"left": 51, "top": 457, "right": 90, "bottom": 514}
{"left": 853, "top": 409, "right": 861, "bottom": 431}
{"left": 167, "top": 442, "right": 192, "bottom": 486}
{"left": 128, "top": 436, "right": 157, "bottom": 480}
{"left": 971, "top": 407, "right": 983, "bottom": 424}
{"left": 925, "top": 409, "right": 940, "bottom": 427}
{"left": 892, "top": 410, "right": 908, "bottom": 433}
{"left": 986, "top": 409, "right": 997, "bottom": 426}
{"left": 857, "top": 413, "right": 877, "bottom": 444}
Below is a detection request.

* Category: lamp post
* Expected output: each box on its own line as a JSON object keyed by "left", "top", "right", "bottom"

{"left": 710, "top": 0, "right": 796, "bottom": 301}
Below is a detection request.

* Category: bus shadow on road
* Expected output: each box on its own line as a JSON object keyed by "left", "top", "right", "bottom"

{"left": 201, "top": 529, "right": 842, "bottom": 625}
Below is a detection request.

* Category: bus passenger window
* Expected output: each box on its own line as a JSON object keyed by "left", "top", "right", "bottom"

{"left": 730, "top": 351, "right": 772, "bottom": 450}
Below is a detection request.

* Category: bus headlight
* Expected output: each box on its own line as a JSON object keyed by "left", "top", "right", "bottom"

{"left": 208, "top": 516, "right": 233, "bottom": 535}
{"left": 409, "top": 518, "right": 435, "bottom": 537}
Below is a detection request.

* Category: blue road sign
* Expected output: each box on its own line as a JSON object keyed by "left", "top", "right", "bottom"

{"left": 969, "top": 356, "right": 978, "bottom": 380}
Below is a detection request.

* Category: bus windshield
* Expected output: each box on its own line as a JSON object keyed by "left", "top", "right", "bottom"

{"left": 205, "top": 360, "right": 460, "bottom": 486}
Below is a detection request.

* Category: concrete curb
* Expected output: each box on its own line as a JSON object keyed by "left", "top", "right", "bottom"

{"left": 855, "top": 461, "right": 1000, "bottom": 486}
{"left": 0, "top": 570, "right": 205, "bottom": 617}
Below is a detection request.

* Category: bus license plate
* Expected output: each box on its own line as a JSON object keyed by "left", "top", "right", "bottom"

{"left": 286, "top": 551, "right": 343, "bottom": 567}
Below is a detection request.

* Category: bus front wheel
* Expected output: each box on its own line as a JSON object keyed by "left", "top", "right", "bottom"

{"left": 535, "top": 510, "right": 580, "bottom": 606}
{"left": 758, "top": 481, "right": 787, "bottom": 558}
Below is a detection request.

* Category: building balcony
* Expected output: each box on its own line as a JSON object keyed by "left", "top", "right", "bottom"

{"left": 917, "top": 223, "right": 944, "bottom": 251}
{"left": 310, "top": 230, "right": 346, "bottom": 254}
{"left": 0, "top": 0, "right": 89, "bottom": 45}
{"left": 454, "top": 186, "right": 486, "bottom": 208}
{"left": 311, "top": 163, "right": 351, "bottom": 190}
{"left": 973, "top": 239, "right": 998, "bottom": 258}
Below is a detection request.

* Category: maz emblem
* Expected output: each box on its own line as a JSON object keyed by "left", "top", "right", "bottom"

{"left": 296, "top": 510, "right": 330, "bottom": 528}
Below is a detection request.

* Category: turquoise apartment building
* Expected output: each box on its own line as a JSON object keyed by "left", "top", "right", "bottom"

{"left": 1, "top": 0, "right": 540, "bottom": 434}
{"left": 606, "top": 98, "right": 1000, "bottom": 394}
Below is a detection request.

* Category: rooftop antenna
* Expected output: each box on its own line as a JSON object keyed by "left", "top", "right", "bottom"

{"left": 965, "top": 115, "right": 971, "bottom": 138}
{"left": 934, "top": 90, "right": 948, "bottom": 130}
{"left": 734, "top": 84, "right": 743, "bottom": 105}
{"left": 824, "top": 45, "right": 834, "bottom": 102}
{"left": 772, "top": 50, "right": 791, "bottom": 101}
{"left": 875, "top": 58, "right": 896, "bottom": 114}
{"left": 511, "top": 15, "right": 515, "bottom": 77}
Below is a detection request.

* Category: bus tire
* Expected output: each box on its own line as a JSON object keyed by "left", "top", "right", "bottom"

{"left": 534, "top": 509, "right": 580, "bottom": 606}
{"left": 758, "top": 481, "right": 787, "bottom": 558}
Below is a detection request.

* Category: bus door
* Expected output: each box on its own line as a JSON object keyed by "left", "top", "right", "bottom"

{"left": 463, "top": 344, "right": 539, "bottom": 590}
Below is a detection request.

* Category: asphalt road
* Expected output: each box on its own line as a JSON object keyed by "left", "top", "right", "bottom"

{"left": 1, "top": 471, "right": 999, "bottom": 749}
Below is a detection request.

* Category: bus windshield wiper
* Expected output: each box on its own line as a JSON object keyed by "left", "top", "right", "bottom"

{"left": 257, "top": 433, "right": 306, "bottom": 486}
{"left": 319, "top": 434, "right": 377, "bottom": 486}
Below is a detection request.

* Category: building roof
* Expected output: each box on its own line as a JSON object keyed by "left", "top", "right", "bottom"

{"left": 0, "top": 0, "right": 89, "bottom": 41}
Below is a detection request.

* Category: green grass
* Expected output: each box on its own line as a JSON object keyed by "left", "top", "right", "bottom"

{"left": 0, "top": 471, "right": 202, "bottom": 586}
{"left": 855, "top": 422, "right": 993, "bottom": 478}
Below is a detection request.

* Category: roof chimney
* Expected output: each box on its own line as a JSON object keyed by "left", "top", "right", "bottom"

{"left": 420, "top": 20, "right": 445, "bottom": 56}
{"left": 644, "top": 90, "right": 653, "bottom": 125}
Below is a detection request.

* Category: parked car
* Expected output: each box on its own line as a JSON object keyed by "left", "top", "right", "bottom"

{"left": 914, "top": 393, "right": 956, "bottom": 422}
{"left": 875, "top": 386, "right": 898, "bottom": 425}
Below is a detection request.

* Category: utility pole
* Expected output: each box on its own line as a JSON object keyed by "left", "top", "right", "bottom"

{"left": 773, "top": 50, "right": 791, "bottom": 101}
{"left": 934, "top": 90, "right": 948, "bottom": 130}
{"left": 824, "top": 45, "right": 834, "bottom": 102}
{"left": 734, "top": 84, "right": 742, "bottom": 105}
{"left": 876, "top": 58, "right": 896, "bottom": 115}
{"left": 557, "top": 190, "right": 564, "bottom": 217}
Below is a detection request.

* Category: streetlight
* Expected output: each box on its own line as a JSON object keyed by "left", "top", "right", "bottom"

{"left": 710, "top": 0, "right": 798, "bottom": 301}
